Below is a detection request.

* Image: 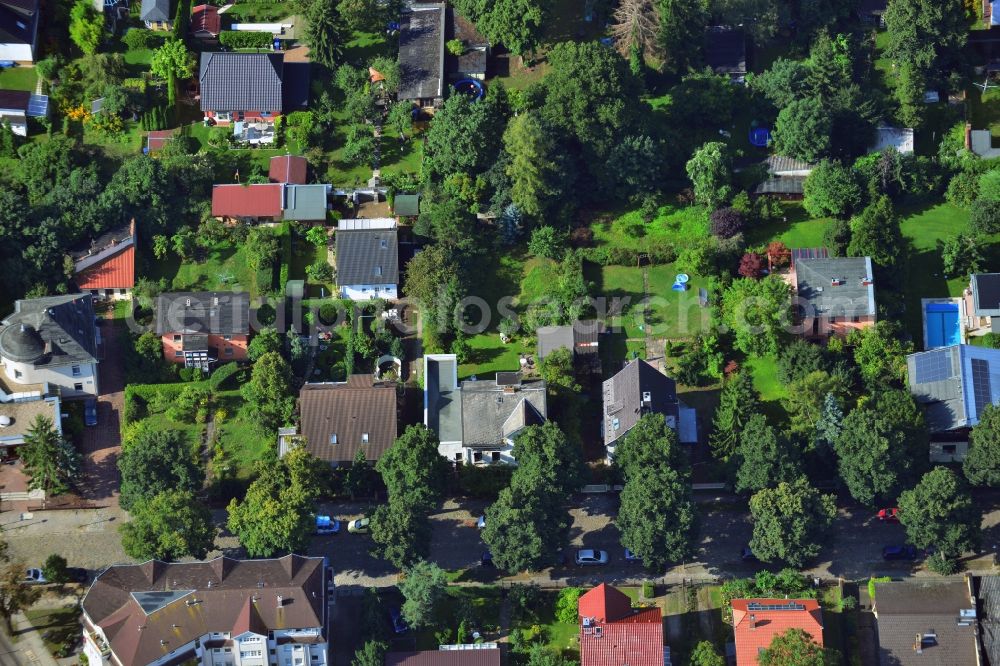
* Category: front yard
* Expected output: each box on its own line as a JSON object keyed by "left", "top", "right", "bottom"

{"left": 0, "top": 65, "right": 37, "bottom": 92}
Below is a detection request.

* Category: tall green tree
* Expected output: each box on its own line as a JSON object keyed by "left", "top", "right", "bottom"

{"left": 305, "top": 0, "right": 346, "bottom": 68}
{"left": 613, "top": 412, "right": 685, "bottom": 478}
{"left": 758, "top": 628, "right": 835, "bottom": 666}
{"left": 689, "top": 641, "right": 726, "bottom": 666}
{"left": 847, "top": 321, "right": 912, "bottom": 387}
{"left": 370, "top": 499, "right": 433, "bottom": 569}
{"left": 0, "top": 561, "right": 40, "bottom": 634}
{"left": 69, "top": 0, "right": 104, "bottom": 55}
{"left": 512, "top": 422, "right": 583, "bottom": 493}
{"left": 344, "top": 449, "right": 379, "bottom": 499}
{"left": 118, "top": 428, "right": 203, "bottom": 511}
{"left": 376, "top": 425, "right": 449, "bottom": 512}
{"left": 720, "top": 275, "right": 791, "bottom": 357}
{"left": 150, "top": 39, "right": 196, "bottom": 81}
{"left": 503, "top": 112, "right": 575, "bottom": 220}
{"left": 734, "top": 414, "right": 801, "bottom": 493}
{"left": 226, "top": 446, "right": 320, "bottom": 556}
{"left": 750, "top": 58, "right": 811, "bottom": 109}
{"left": 749, "top": 477, "right": 836, "bottom": 566}
{"left": 20, "top": 415, "right": 80, "bottom": 497}
{"left": 965, "top": 404, "right": 1000, "bottom": 486}
{"left": 834, "top": 403, "right": 923, "bottom": 506}
{"left": 351, "top": 641, "right": 388, "bottom": 666}
{"left": 847, "top": 196, "right": 904, "bottom": 276}
{"left": 240, "top": 351, "right": 295, "bottom": 432}
{"left": 803, "top": 161, "right": 863, "bottom": 219}
{"left": 898, "top": 467, "right": 981, "bottom": 561}
{"left": 709, "top": 372, "right": 761, "bottom": 462}
{"left": 685, "top": 141, "right": 732, "bottom": 208}
{"left": 884, "top": 0, "right": 967, "bottom": 73}
{"left": 452, "top": 0, "right": 545, "bottom": 55}
{"left": 618, "top": 463, "right": 696, "bottom": 568}
{"left": 773, "top": 97, "right": 833, "bottom": 162}
{"left": 782, "top": 371, "right": 848, "bottom": 441}
{"left": 120, "top": 489, "right": 216, "bottom": 561}
{"left": 656, "top": 0, "right": 708, "bottom": 73}
{"left": 482, "top": 478, "right": 570, "bottom": 572}
{"left": 398, "top": 560, "right": 447, "bottom": 629}
{"left": 423, "top": 90, "right": 509, "bottom": 184}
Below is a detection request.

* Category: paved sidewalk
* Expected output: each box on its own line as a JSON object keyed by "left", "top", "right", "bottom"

{"left": 4, "top": 612, "right": 60, "bottom": 666}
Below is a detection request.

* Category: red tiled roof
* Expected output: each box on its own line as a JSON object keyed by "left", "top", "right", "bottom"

{"left": 578, "top": 583, "right": 633, "bottom": 623}
{"left": 212, "top": 184, "right": 283, "bottom": 218}
{"left": 269, "top": 155, "right": 308, "bottom": 184}
{"left": 731, "top": 598, "right": 824, "bottom": 666}
{"left": 580, "top": 607, "right": 663, "bottom": 666}
{"left": 191, "top": 4, "right": 221, "bottom": 36}
{"left": 75, "top": 243, "right": 135, "bottom": 290}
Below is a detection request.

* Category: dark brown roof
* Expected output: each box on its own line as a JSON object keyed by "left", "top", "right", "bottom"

{"left": 0, "top": 89, "right": 29, "bottom": 112}
{"left": 82, "top": 555, "right": 327, "bottom": 666}
{"left": 873, "top": 580, "right": 978, "bottom": 666}
{"left": 297, "top": 376, "right": 398, "bottom": 464}
{"left": 385, "top": 648, "right": 501, "bottom": 666}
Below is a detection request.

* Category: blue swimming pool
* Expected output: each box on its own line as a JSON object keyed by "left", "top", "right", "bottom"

{"left": 925, "top": 302, "right": 961, "bottom": 349}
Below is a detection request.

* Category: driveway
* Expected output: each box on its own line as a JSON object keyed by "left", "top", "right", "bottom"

{"left": 78, "top": 320, "right": 124, "bottom": 504}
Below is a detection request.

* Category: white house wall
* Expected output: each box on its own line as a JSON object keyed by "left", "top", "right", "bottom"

{"left": 339, "top": 284, "right": 398, "bottom": 301}
{"left": 2, "top": 359, "right": 98, "bottom": 397}
{"left": 0, "top": 43, "right": 34, "bottom": 63}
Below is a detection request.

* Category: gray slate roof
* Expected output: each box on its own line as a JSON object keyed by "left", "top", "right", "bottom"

{"left": 154, "top": 292, "right": 251, "bottom": 336}
{"left": 460, "top": 377, "right": 546, "bottom": 448}
{"left": 873, "top": 580, "right": 978, "bottom": 666}
{"left": 794, "top": 256, "right": 876, "bottom": 318}
{"left": 399, "top": 3, "right": 445, "bottom": 100}
{"left": 536, "top": 320, "right": 602, "bottom": 361}
{"left": 199, "top": 53, "right": 284, "bottom": 113}
{"left": 972, "top": 273, "right": 1000, "bottom": 317}
{"left": 907, "top": 344, "right": 1000, "bottom": 431}
{"left": 283, "top": 184, "right": 328, "bottom": 221}
{"left": 335, "top": 228, "right": 399, "bottom": 287}
{"left": 705, "top": 26, "right": 746, "bottom": 75}
{"left": 0, "top": 0, "right": 38, "bottom": 47}
{"left": 755, "top": 176, "right": 806, "bottom": 195}
{"left": 425, "top": 354, "right": 462, "bottom": 444}
{"left": 393, "top": 194, "right": 420, "bottom": 217}
{"left": 140, "top": 0, "right": 171, "bottom": 22}
{"left": 602, "top": 359, "right": 679, "bottom": 447}
{"left": 0, "top": 294, "right": 97, "bottom": 369}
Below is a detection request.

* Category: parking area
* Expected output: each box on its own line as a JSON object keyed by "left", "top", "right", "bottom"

{"left": 77, "top": 320, "right": 125, "bottom": 504}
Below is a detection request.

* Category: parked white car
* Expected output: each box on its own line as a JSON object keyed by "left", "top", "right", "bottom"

{"left": 574, "top": 549, "right": 609, "bottom": 566}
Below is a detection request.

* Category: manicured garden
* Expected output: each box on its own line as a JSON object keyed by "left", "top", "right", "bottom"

{"left": 0, "top": 65, "right": 37, "bottom": 92}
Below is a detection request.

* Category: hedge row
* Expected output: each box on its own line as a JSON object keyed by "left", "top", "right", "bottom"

{"left": 122, "top": 362, "right": 241, "bottom": 429}
{"left": 579, "top": 244, "right": 678, "bottom": 266}
{"left": 219, "top": 31, "right": 273, "bottom": 50}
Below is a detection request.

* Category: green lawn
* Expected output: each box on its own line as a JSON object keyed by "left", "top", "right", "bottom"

{"left": 746, "top": 203, "right": 830, "bottom": 249}
{"left": 595, "top": 263, "right": 711, "bottom": 341}
{"left": 24, "top": 608, "right": 80, "bottom": 658}
{"left": 968, "top": 85, "right": 1000, "bottom": 139}
{"left": 123, "top": 46, "right": 154, "bottom": 68}
{"left": 289, "top": 229, "right": 335, "bottom": 297}
{"left": 147, "top": 235, "right": 272, "bottom": 297}
{"left": 591, "top": 204, "right": 710, "bottom": 251}
{"left": 519, "top": 257, "right": 560, "bottom": 304}
{"left": 214, "top": 389, "right": 272, "bottom": 477}
{"left": 222, "top": 1, "right": 289, "bottom": 22}
{"left": 0, "top": 66, "right": 36, "bottom": 92}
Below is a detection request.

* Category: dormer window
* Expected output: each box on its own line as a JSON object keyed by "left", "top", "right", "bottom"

{"left": 380, "top": 239, "right": 388, "bottom": 249}
{"left": 374, "top": 266, "right": 382, "bottom": 277}
{"left": 362, "top": 433, "right": 369, "bottom": 444}
{"left": 329, "top": 434, "right": 337, "bottom": 445}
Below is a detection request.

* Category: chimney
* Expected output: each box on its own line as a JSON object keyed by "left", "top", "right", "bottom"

{"left": 750, "top": 614, "right": 756, "bottom": 630}
{"left": 277, "top": 594, "right": 284, "bottom": 608}
{"left": 915, "top": 633, "right": 922, "bottom": 654}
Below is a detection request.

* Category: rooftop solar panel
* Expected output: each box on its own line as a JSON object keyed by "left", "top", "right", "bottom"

{"left": 914, "top": 350, "right": 955, "bottom": 384}
{"left": 972, "top": 358, "right": 993, "bottom": 417}
{"left": 746, "top": 601, "right": 807, "bottom": 611}
{"left": 26, "top": 94, "right": 47, "bottom": 118}
{"left": 131, "top": 590, "right": 195, "bottom": 615}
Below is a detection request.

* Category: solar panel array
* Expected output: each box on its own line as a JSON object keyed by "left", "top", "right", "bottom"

{"left": 746, "top": 601, "right": 806, "bottom": 611}
{"left": 972, "top": 358, "right": 993, "bottom": 416}
{"left": 132, "top": 590, "right": 194, "bottom": 614}
{"left": 913, "top": 350, "right": 956, "bottom": 384}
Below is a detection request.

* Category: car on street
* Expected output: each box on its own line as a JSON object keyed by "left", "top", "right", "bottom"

{"left": 740, "top": 546, "right": 757, "bottom": 562}
{"left": 347, "top": 517, "right": 370, "bottom": 534}
{"left": 84, "top": 398, "right": 98, "bottom": 427}
{"left": 877, "top": 508, "right": 900, "bottom": 523}
{"left": 480, "top": 551, "right": 493, "bottom": 567}
{"left": 388, "top": 607, "right": 409, "bottom": 634}
{"left": 24, "top": 568, "right": 46, "bottom": 584}
{"left": 476, "top": 515, "right": 486, "bottom": 529}
{"left": 623, "top": 548, "right": 642, "bottom": 563}
{"left": 882, "top": 544, "right": 918, "bottom": 561}
{"left": 575, "top": 549, "right": 609, "bottom": 566}
{"left": 314, "top": 515, "right": 340, "bottom": 535}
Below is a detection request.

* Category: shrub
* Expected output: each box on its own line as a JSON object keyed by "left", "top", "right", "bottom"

{"left": 927, "top": 552, "right": 958, "bottom": 575}
{"left": 710, "top": 207, "right": 745, "bottom": 238}
{"left": 123, "top": 28, "right": 158, "bottom": 50}
{"left": 306, "top": 260, "right": 333, "bottom": 282}
{"left": 209, "top": 363, "right": 241, "bottom": 389}
{"left": 446, "top": 38, "right": 464, "bottom": 56}
{"left": 969, "top": 199, "right": 1000, "bottom": 236}
{"left": 946, "top": 171, "right": 980, "bottom": 207}
{"left": 166, "top": 386, "right": 210, "bottom": 423}
{"left": 642, "top": 581, "right": 655, "bottom": 598}
{"left": 218, "top": 31, "right": 273, "bottom": 49}
{"left": 555, "top": 588, "right": 583, "bottom": 623}
{"left": 979, "top": 169, "right": 1000, "bottom": 202}
{"left": 868, "top": 576, "right": 891, "bottom": 600}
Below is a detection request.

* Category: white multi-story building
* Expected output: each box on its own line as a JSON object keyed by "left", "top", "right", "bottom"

{"left": 82, "top": 555, "right": 333, "bottom": 666}
{"left": 0, "top": 294, "right": 99, "bottom": 398}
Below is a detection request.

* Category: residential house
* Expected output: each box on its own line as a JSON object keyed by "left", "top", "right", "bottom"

{"left": 906, "top": 344, "right": 1000, "bottom": 462}
{"left": 71, "top": 220, "right": 137, "bottom": 301}
{"left": 0, "top": 0, "right": 40, "bottom": 63}
{"left": 447, "top": 7, "right": 489, "bottom": 80}
{"left": 705, "top": 26, "right": 746, "bottom": 80}
{"left": 393, "top": 193, "right": 420, "bottom": 221}
{"left": 398, "top": 3, "right": 445, "bottom": 108}
{"left": 190, "top": 4, "right": 221, "bottom": 39}
{"left": 0, "top": 88, "right": 47, "bottom": 136}
{"left": 0, "top": 395, "right": 61, "bottom": 461}
{"left": 335, "top": 219, "right": 399, "bottom": 301}
{"left": 964, "top": 272, "right": 1000, "bottom": 335}
{"left": 791, "top": 254, "right": 877, "bottom": 338}
{"left": 536, "top": 320, "right": 603, "bottom": 373}
{"left": 731, "top": 599, "right": 824, "bottom": 666}
{"left": 200, "top": 52, "right": 284, "bottom": 141}
{"left": 269, "top": 154, "right": 308, "bottom": 185}
{"left": 279, "top": 376, "right": 398, "bottom": 467}
{"left": 424, "top": 355, "right": 548, "bottom": 465}
{"left": 602, "top": 359, "right": 697, "bottom": 462}
{"left": 212, "top": 182, "right": 330, "bottom": 223}
{"left": 385, "top": 646, "right": 500, "bottom": 665}
{"left": 976, "top": 575, "right": 1000, "bottom": 664}
{"left": 578, "top": 583, "right": 666, "bottom": 666}
{"left": 155, "top": 292, "right": 251, "bottom": 369}
{"left": 858, "top": 0, "right": 887, "bottom": 26}
{"left": 872, "top": 579, "right": 979, "bottom": 666}
{"left": 81, "top": 554, "right": 332, "bottom": 666}
{"left": 753, "top": 155, "right": 814, "bottom": 199}
{"left": 0, "top": 294, "right": 99, "bottom": 397}
{"left": 140, "top": 0, "right": 172, "bottom": 30}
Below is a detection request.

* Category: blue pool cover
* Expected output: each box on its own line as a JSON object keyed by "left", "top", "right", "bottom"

{"left": 925, "top": 302, "right": 961, "bottom": 349}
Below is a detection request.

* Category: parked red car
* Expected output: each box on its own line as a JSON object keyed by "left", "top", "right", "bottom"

{"left": 877, "top": 508, "right": 900, "bottom": 522}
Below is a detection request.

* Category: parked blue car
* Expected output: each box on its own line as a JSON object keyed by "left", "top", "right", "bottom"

{"left": 388, "top": 607, "right": 409, "bottom": 634}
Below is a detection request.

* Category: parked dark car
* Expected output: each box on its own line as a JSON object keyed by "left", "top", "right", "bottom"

{"left": 67, "top": 567, "right": 89, "bottom": 584}
{"left": 480, "top": 551, "right": 494, "bottom": 567}
{"left": 882, "top": 545, "right": 918, "bottom": 561}
{"left": 84, "top": 398, "right": 98, "bottom": 427}
{"left": 740, "top": 546, "right": 757, "bottom": 562}
{"left": 388, "top": 607, "right": 409, "bottom": 634}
